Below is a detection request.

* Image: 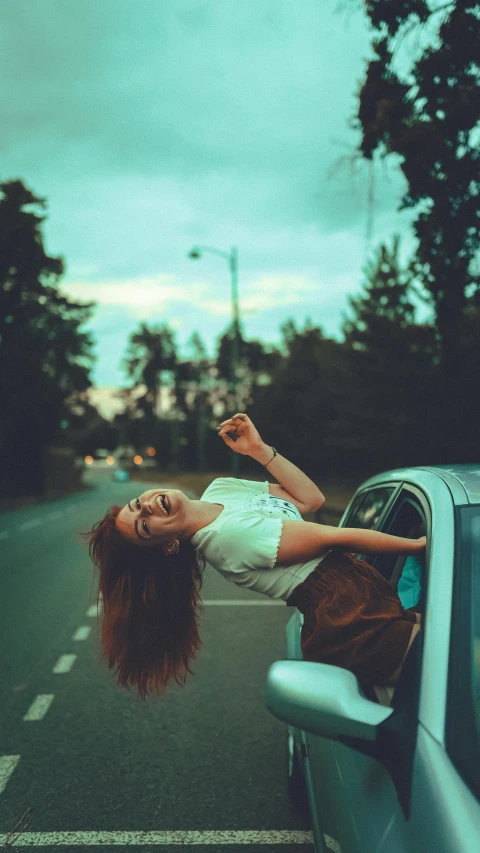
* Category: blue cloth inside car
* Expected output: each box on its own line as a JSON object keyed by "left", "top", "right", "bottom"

{"left": 397, "top": 554, "right": 423, "bottom": 609}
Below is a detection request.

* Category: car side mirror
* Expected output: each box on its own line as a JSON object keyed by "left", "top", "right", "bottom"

{"left": 266, "top": 632, "right": 424, "bottom": 820}
{"left": 265, "top": 661, "right": 393, "bottom": 741}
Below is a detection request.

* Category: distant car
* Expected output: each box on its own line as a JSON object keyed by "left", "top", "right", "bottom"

{"left": 114, "top": 453, "right": 158, "bottom": 470}
{"left": 266, "top": 464, "right": 480, "bottom": 853}
{"left": 83, "top": 452, "right": 115, "bottom": 468}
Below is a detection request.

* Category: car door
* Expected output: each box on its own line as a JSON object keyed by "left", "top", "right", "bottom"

{"left": 303, "top": 483, "right": 403, "bottom": 853}
{"left": 308, "top": 483, "right": 430, "bottom": 853}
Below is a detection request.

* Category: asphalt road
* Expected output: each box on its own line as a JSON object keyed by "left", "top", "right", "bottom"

{"left": 0, "top": 469, "right": 314, "bottom": 852}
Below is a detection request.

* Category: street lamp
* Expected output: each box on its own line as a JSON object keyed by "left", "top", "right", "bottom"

{"left": 188, "top": 244, "right": 241, "bottom": 476}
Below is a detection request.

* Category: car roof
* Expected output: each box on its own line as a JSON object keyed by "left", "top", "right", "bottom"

{"left": 358, "top": 463, "right": 480, "bottom": 506}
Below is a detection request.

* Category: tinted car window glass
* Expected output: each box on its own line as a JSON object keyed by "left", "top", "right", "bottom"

{"left": 470, "top": 514, "right": 480, "bottom": 738}
{"left": 374, "top": 498, "right": 425, "bottom": 586}
{"left": 343, "top": 487, "right": 395, "bottom": 529}
{"left": 447, "top": 506, "right": 480, "bottom": 802}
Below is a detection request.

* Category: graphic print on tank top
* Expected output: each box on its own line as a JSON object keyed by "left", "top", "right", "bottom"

{"left": 244, "top": 491, "right": 302, "bottom": 520}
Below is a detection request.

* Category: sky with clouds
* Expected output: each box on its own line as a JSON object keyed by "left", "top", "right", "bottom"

{"left": 1, "top": 0, "right": 433, "bottom": 388}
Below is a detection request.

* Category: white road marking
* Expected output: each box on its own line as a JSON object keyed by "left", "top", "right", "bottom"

{"left": 88, "top": 600, "right": 284, "bottom": 613}
{"left": 0, "top": 530, "right": 8, "bottom": 540}
{"left": 47, "top": 511, "right": 63, "bottom": 521}
{"left": 52, "top": 654, "right": 77, "bottom": 673}
{"left": 23, "top": 694, "right": 54, "bottom": 721}
{"left": 325, "top": 836, "right": 341, "bottom": 853}
{"left": 72, "top": 626, "right": 91, "bottom": 641}
{"left": 0, "top": 830, "right": 314, "bottom": 845}
{"left": 201, "top": 599, "right": 285, "bottom": 606}
{"left": 86, "top": 598, "right": 286, "bottom": 616}
{"left": 0, "top": 755, "right": 20, "bottom": 794}
{"left": 18, "top": 519, "right": 40, "bottom": 531}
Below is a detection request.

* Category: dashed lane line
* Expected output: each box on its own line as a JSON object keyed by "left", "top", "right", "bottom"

{"left": 72, "top": 626, "right": 91, "bottom": 641}
{"left": 52, "top": 654, "right": 77, "bottom": 674}
{"left": 0, "top": 830, "right": 315, "bottom": 846}
{"left": 18, "top": 519, "right": 41, "bottom": 531}
{"left": 85, "top": 600, "right": 286, "bottom": 614}
{"left": 201, "top": 599, "right": 286, "bottom": 606}
{"left": 0, "top": 755, "right": 20, "bottom": 794}
{"left": 23, "top": 695, "right": 54, "bottom": 721}
{"left": 2, "top": 510, "right": 66, "bottom": 531}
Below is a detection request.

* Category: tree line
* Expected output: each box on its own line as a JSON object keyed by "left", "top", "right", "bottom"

{"left": 0, "top": 180, "right": 95, "bottom": 498}
{"left": 1, "top": 0, "right": 478, "bottom": 496}
{"left": 98, "top": 227, "right": 479, "bottom": 482}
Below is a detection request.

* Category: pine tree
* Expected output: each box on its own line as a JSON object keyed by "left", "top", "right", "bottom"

{"left": 0, "top": 179, "right": 94, "bottom": 497}
{"left": 353, "top": 1, "right": 480, "bottom": 385}
{"left": 341, "top": 236, "right": 441, "bottom": 467}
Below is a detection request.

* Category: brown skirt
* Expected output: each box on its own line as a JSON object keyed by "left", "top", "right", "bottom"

{"left": 285, "top": 549, "right": 418, "bottom": 686}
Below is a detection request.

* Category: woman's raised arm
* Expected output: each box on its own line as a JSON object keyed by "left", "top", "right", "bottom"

{"left": 274, "top": 520, "right": 426, "bottom": 567}
{"left": 217, "top": 412, "right": 325, "bottom": 511}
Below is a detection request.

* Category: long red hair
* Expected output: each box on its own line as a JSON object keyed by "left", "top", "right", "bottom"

{"left": 86, "top": 505, "right": 205, "bottom": 701}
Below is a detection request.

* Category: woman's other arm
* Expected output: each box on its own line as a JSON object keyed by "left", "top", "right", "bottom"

{"left": 274, "top": 520, "right": 426, "bottom": 567}
{"left": 250, "top": 446, "right": 325, "bottom": 512}
{"left": 217, "top": 413, "right": 325, "bottom": 512}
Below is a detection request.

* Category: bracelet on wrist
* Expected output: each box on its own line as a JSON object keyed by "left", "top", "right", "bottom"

{"left": 262, "top": 446, "right": 277, "bottom": 467}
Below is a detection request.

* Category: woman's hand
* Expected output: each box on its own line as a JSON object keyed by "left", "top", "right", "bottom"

{"left": 217, "top": 413, "right": 264, "bottom": 456}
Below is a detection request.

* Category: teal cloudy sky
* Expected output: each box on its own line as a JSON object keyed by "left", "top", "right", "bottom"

{"left": 1, "top": 0, "right": 430, "bottom": 387}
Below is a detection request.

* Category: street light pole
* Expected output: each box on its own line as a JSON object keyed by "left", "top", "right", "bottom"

{"left": 187, "top": 244, "right": 241, "bottom": 477}
{"left": 229, "top": 246, "right": 241, "bottom": 411}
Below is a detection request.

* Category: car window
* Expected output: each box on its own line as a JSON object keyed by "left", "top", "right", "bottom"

{"left": 342, "top": 486, "right": 396, "bottom": 530}
{"left": 446, "top": 506, "right": 480, "bottom": 803}
{"left": 370, "top": 496, "right": 426, "bottom": 590}
{"left": 472, "top": 515, "right": 480, "bottom": 730}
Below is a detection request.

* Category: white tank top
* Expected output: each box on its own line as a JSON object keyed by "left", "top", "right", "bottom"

{"left": 190, "top": 477, "right": 326, "bottom": 601}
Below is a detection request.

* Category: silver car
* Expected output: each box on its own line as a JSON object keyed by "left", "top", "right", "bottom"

{"left": 266, "top": 464, "right": 480, "bottom": 853}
